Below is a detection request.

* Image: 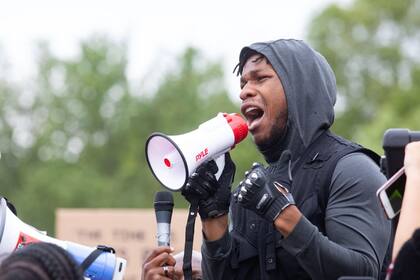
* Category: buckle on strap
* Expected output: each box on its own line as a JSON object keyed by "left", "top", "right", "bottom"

{"left": 96, "top": 244, "right": 115, "bottom": 254}
{"left": 80, "top": 245, "right": 116, "bottom": 272}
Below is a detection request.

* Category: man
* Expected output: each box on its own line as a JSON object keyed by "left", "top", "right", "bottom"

{"left": 182, "top": 39, "right": 391, "bottom": 279}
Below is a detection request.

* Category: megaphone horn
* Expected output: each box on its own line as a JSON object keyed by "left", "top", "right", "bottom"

{"left": 145, "top": 112, "right": 248, "bottom": 191}
{"left": 0, "top": 198, "right": 126, "bottom": 280}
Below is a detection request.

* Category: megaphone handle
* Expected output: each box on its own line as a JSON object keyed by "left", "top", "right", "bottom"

{"left": 214, "top": 154, "right": 225, "bottom": 180}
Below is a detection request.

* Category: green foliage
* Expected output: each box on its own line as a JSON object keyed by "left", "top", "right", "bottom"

{"left": 308, "top": 0, "right": 420, "bottom": 152}
{"left": 0, "top": 72, "right": 22, "bottom": 199}
{"left": 10, "top": 0, "right": 420, "bottom": 233}
{"left": 0, "top": 37, "right": 261, "bottom": 233}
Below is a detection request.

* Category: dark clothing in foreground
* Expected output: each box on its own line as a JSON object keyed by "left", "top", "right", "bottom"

{"left": 203, "top": 140, "right": 390, "bottom": 280}
{"left": 201, "top": 39, "right": 391, "bottom": 280}
{"left": 0, "top": 242, "right": 83, "bottom": 280}
{"left": 390, "top": 228, "right": 420, "bottom": 280}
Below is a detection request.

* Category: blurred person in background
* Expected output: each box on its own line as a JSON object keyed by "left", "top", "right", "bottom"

{"left": 173, "top": 250, "right": 202, "bottom": 280}
{"left": 389, "top": 141, "right": 420, "bottom": 279}
{"left": 0, "top": 242, "right": 83, "bottom": 280}
{"left": 142, "top": 247, "right": 202, "bottom": 280}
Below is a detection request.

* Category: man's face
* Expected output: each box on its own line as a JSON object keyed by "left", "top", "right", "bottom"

{"left": 240, "top": 54, "right": 287, "bottom": 148}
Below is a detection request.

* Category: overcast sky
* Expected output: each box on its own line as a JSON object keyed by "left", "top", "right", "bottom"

{"left": 0, "top": 0, "right": 350, "bottom": 99}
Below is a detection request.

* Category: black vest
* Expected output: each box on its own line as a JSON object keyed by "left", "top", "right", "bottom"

{"left": 229, "top": 131, "right": 380, "bottom": 280}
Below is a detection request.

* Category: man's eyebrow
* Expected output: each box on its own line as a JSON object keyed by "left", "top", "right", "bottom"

{"left": 240, "top": 69, "right": 264, "bottom": 83}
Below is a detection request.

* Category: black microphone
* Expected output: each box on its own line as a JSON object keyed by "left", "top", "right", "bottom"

{"left": 154, "top": 191, "right": 174, "bottom": 247}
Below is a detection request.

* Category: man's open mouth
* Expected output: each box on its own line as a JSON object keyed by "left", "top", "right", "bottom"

{"left": 243, "top": 106, "right": 264, "bottom": 131}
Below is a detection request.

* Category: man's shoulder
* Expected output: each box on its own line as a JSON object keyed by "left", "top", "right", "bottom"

{"left": 308, "top": 131, "right": 373, "bottom": 162}
{"left": 331, "top": 152, "right": 386, "bottom": 194}
{"left": 303, "top": 131, "right": 378, "bottom": 175}
{"left": 321, "top": 152, "right": 387, "bottom": 213}
{"left": 336, "top": 152, "right": 381, "bottom": 174}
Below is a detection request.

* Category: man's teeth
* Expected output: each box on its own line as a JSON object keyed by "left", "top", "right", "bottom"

{"left": 245, "top": 107, "right": 259, "bottom": 114}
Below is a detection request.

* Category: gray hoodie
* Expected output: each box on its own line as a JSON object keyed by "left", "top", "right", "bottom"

{"left": 202, "top": 39, "right": 391, "bottom": 280}
{"left": 238, "top": 39, "right": 336, "bottom": 163}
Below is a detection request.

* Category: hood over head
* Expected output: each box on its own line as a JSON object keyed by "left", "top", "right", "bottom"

{"left": 237, "top": 39, "right": 337, "bottom": 163}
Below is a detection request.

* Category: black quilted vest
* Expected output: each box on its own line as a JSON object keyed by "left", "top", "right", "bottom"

{"left": 229, "top": 131, "right": 380, "bottom": 280}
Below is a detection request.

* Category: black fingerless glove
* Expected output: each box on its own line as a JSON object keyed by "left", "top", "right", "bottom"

{"left": 234, "top": 151, "right": 295, "bottom": 222}
{"left": 182, "top": 153, "right": 235, "bottom": 219}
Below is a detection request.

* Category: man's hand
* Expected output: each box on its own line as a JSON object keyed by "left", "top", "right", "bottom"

{"left": 181, "top": 153, "right": 235, "bottom": 219}
{"left": 142, "top": 247, "right": 176, "bottom": 280}
{"left": 234, "top": 151, "right": 295, "bottom": 222}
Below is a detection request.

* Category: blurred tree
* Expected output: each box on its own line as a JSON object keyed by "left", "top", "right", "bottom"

{"left": 308, "top": 0, "right": 420, "bottom": 152}
{"left": 0, "top": 37, "right": 261, "bottom": 233}
{"left": 0, "top": 67, "right": 23, "bottom": 199}
{"left": 7, "top": 37, "right": 134, "bottom": 231}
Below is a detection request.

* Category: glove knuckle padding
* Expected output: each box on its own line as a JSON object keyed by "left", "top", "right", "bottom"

{"left": 236, "top": 160, "right": 295, "bottom": 221}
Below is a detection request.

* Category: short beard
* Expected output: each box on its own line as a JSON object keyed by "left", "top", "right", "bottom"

{"left": 255, "top": 114, "right": 287, "bottom": 163}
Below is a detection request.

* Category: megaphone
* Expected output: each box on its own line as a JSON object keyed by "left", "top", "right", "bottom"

{"left": 0, "top": 198, "right": 126, "bottom": 280}
{"left": 145, "top": 112, "right": 248, "bottom": 191}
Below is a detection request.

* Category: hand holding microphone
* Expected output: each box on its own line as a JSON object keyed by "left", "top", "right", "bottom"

{"left": 145, "top": 191, "right": 175, "bottom": 280}
{"left": 142, "top": 246, "right": 176, "bottom": 280}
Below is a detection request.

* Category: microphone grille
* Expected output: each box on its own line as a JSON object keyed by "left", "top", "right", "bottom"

{"left": 154, "top": 191, "right": 174, "bottom": 211}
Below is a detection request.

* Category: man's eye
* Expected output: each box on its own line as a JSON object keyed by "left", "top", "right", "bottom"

{"left": 258, "top": 76, "right": 269, "bottom": 82}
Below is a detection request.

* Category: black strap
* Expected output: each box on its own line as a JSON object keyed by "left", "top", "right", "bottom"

{"left": 80, "top": 245, "right": 115, "bottom": 272}
{"left": 183, "top": 199, "right": 199, "bottom": 280}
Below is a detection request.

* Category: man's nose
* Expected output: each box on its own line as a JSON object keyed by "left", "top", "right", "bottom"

{"left": 239, "top": 83, "right": 257, "bottom": 101}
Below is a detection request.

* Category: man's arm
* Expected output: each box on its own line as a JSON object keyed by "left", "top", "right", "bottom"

{"left": 392, "top": 141, "right": 420, "bottom": 259}
{"left": 202, "top": 215, "right": 229, "bottom": 241}
{"left": 180, "top": 154, "right": 235, "bottom": 280}
{"left": 201, "top": 223, "right": 233, "bottom": 280}
{"left": 278, "top": 153, "right": 391, "bottom": 280}
{"left": 201, "top": 214, "right": 231, "bottom": 280}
